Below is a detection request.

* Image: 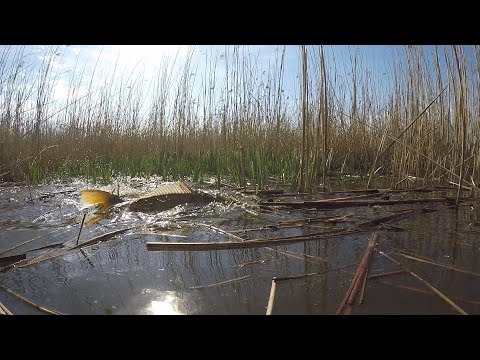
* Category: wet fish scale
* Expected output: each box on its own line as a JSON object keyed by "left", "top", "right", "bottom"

{"left": 138, "top": 182, "right": 193, "bottom": 199}
{"left": 81, "top": 181, "right": 218, "bottom": 221}
{"left": 128, "top": 192, "right": 215, "bottom": 213}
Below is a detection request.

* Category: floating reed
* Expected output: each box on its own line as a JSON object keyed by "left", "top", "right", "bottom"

{"left": 0, "top": 301, "right": 13, "bottom": 315}
{"left": 147, "top": 205, "right": 441, "bottom": 252}
{"left": 378, "top": 250, "right": 468, "bottom": 315}
{"left": 376, "top": 280, "right": 480, "bottom": 307}
{"left": 18, "top": 228, "right": 132, "bottom": 269}
{"left": 396, "top": 252, "right": 480, "bottom": 277}
{"left": 189, "top": 275, "right": 251, "bottom": 290}
{"left": 336, "top": 233, "right": 379, "bottom": 315}
{"left": 259, "top": 197, "right": 454, "bottom": 209}
{"left": 0, "top": 285, "right": 62, "bottom": 315}
{"left": 266, "top": 278, "right": 277, "bottom": 315}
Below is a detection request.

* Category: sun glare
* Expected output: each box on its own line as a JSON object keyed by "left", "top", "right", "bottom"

{"left": 147, "top": 294, "right": 184, "bottom": 315}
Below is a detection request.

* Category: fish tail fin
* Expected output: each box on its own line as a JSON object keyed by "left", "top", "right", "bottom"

{"left": 81, "top": 190, "right": 122, "bottom": 211}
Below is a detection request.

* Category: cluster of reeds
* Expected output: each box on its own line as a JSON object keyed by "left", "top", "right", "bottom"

{"left": 1, "top": 45, "right": 479, "bottom": 191}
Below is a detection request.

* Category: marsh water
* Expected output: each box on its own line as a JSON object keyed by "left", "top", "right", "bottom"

{"left": 1, "top": 177, "right": 479, "bottom": 315}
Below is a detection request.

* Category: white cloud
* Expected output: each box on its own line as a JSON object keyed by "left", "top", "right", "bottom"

{"left": 41, "top": 45, "right": 194, "bottom": 103}
{"left": 51, "top": 78, "right": 87, "bottom": 102}
{"left": 51, "top": 79, "right": 71, "bottom": 101}
{"left": 101, "top": 45, "right": 191, "bottom": 75}
{"left": 70, "top": 46, "right": 82, "bottom": 55}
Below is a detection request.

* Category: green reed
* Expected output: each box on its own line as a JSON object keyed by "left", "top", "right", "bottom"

{"left": 2, "top": 45, "right": 480, "bottom": 192}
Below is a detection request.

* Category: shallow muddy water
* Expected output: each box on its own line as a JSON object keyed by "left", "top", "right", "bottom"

{"left": 1, "top": 177, "right": 479, "bottom": 315}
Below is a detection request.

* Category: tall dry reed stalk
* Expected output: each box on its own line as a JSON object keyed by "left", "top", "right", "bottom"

{"left": 0, "top": 45, "right": 479, "bottom": 192}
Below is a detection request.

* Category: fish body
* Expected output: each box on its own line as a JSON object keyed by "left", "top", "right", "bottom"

{"left": 128, "top": 192, "right": 215, "bottom": 213}
{"left": 81, "top": 181, "right": 218, "bottom": 224}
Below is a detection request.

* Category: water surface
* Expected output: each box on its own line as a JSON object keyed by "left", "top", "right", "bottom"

{"left": 1, "top": 177, "right": 479, "bottom": 315}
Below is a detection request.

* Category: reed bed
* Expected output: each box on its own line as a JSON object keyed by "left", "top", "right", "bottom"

{"left": 1, "top": 45, "right": 480, "bottom": 192}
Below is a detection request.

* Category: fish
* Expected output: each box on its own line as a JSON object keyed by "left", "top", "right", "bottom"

{"left": 81, "top": 181, "right": 218, "bottom": 225}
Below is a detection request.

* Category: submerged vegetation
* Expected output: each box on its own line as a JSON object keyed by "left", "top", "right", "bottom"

{"left": 1, "top": 45, "right": 480, "bottom": 191}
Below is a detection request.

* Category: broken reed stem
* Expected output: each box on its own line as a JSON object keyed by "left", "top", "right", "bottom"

{"left": 379, "top": 223, "right": 409, "bottom": 232}
{"left": 238, "top": 258, "right": 273, "bottom": 267}
{"left": 19, "top": 227, "right": 132, "bottom": 269}
{"left": 189, "top": 275, "right": 251, "bottom": 290}
{"left": 146, "top": 228, "right": 363, "bottom": 251}
{"left": 454, "top": 241, "right": 480, "bottom": 252}
{"left": 368, "top": 270, "right": 405, "bottom": 280}
{"left": 26, "top": 242, "right": 65, "bottom": 253}
{"left": 366, "top": 79, "right": 451, "bottom": 189}
{"left": 378, "top": 250, "right": 468, "bottom": 315}
{"left": 395, "top": 253, "right": 480, "bottom": 277}
{"left": 200, "top": 221, "right": 337, "bottom": 266}
{"left": 377, "top": 280, "right": 480, "bottom": 306}
{"left": 277, "top": 214, "right": 353, "bottom": 226}
{"left": 275, "top": 262, "right": 359, "bottom": 282}
{"left": 228, "top": 224, "right": 305, "bottom": 233}
{"left": 336, "top": 233, "right": 379, "bottom": 315}
{"left": 380, "top": 130, "right": 479, "bottom": 192}
{"left": 275, "top": 271, "right": 336, "bottom": 281}
{"left": 280, "top": 250, "right": 329, "bottom": 263}
{"left": 230, "top": 215, "right": 353, "bottom": 232}
{"left": 0, "top": 301, "right": 13, "bottom": 315}
{"left": 197, "top": 223, "right": 248, "bottom": 242}
{"left": 0, "top": 285, "right": 62, "bottom": 315}
{"left": 0, "top": 227, "right": 68, "bottom": 256}
{"left": 265, "top": 261, "right": 360, "bottom": 315}
{"left": 448, "top": 181, "right": 471, "bottom": 191}
{"left": 367, "top": 131, "right": 387, "bottom": 189}
{"left": 273, "top": 250, "right": 326, "bottom": 265}
{"left": 71, "top": 227, "right": 132, "bottom": 250}
{"left": 357, "top": 209, "right": 421, "bottom": 227}
{"left": 266, "top": 278, "right": 277, "bottom": 315}
{"left": 260, "top": 197, "right": 454, "bottom": 209}
{"left": 394, "top": 176, "right": 412, "bottom": 189}
{"left": 147, "top": 206, "right": 438, "bottom": 252}
{"left": 358, "top": 268, "right": 369, "bottom": 304}
{"left": 76, "top": 212, "right": 87, "bottom": 246}
{"left": 303, "top": 192, "right": 391, "bottom": 202}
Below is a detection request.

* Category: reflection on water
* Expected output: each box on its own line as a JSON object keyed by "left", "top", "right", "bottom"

{"left": 121, "top": 288, "right": 197, "bottom": 315}
{"left": 1, "top": 178, "right": 480, "bottom": 314}
{"left": 145, "top": 291, "right": 184, "bottom": 315}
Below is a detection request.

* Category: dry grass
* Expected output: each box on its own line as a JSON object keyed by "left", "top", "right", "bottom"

{"left": 1, "top": 45, "right": 479, "bottom": 191}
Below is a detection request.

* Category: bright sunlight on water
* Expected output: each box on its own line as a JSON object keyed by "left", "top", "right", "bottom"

{"left": 1, "top": 177, "right": 480, "bottom": 315}
{"left": 148, "top": 296, "right": 183, "bottom": 315}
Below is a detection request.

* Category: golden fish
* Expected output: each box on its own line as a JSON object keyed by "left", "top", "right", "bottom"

{"left": 81, "top": 181, "right": 217, "bottom": 225}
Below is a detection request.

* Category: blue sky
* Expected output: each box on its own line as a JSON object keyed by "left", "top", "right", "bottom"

{"left": 1, "top": 45, "right": 467, "bottom": 122}
{"left": 1, "top": 44, "right": 393, "bottom": 89}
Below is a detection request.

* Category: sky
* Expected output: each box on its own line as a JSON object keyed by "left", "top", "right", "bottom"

{"left": 1, "top": 44, "right": 393, "bottom": 91}
{"left": 1, "top": 45, "right": 469, "bottom": 123}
